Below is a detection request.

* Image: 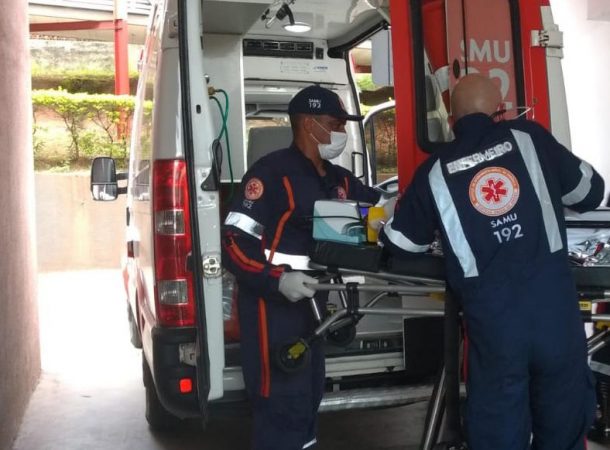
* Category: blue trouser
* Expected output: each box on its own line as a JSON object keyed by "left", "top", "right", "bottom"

{"left": 238, "top": 291, "right": 325, "bottom": 450}
{"left": 461, "top": 261, "right": 596, "bottom": 450}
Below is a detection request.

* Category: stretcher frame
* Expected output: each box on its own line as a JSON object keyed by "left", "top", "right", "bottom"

{"left": 285, "top": 261, "right": 610, "bottom": 450}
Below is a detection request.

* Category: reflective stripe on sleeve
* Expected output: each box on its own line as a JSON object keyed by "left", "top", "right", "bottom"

{"left": 224, "top": 212, "right": 264, "bottom": 240}
{"left": 302, "top": 438, "right": 318, "bottom": 449}
{"left": 511, "top": 129, "right": 563, "bottom": 253}
{"left": 562, "top": 161, "right": 594, "bottom": 206}
{"left": 383, "top": 216, "right": 430, "bottom": 253}
{"left": 429, "top": 160, "right": 479, "bottom": 278}
{"left": 264, "top": 250, "right": 311, "bottom": 270}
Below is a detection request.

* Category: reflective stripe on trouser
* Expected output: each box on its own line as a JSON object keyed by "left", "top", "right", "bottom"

{"left": 238, "top": 290, "right": 325, "bottom": 450}
{"left": 462, "top": 262, "right": 595, "bottom": 450}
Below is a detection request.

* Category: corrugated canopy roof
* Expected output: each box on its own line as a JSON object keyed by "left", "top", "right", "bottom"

{"left": 29, "top": 0, "right": 151, "bottom": 16}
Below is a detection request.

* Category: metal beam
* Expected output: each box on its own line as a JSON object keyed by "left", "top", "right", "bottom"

{"left": 29, "top": 20, "right": 115, "bottom": 32}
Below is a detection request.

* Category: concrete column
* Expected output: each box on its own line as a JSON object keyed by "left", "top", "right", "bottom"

{"left": 0, "top": 0, "right": 41, "bottom": 448}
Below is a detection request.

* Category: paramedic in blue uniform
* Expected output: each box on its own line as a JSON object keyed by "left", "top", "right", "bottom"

{"left": 380, "top": 74, "right": 604, "bottom": 450}
{"left": 222, "top": 85, "right": 380, "bottom": 450}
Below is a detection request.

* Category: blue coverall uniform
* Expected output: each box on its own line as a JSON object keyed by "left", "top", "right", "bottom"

{"left": 380, "top": 113, "right": 604, "bottom": 450}
{"left": 222, "top": 144, "right": 380, "bottom": 450}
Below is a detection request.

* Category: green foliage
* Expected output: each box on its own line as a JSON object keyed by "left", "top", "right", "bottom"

{"left": 31, "top": 68, "right": 139, "bottom": 94}
{"left": 32, "top": 89, "right": 137, "bottom": 169}
{"left": 356, "top": 73, "right": 377, "bottom": 92}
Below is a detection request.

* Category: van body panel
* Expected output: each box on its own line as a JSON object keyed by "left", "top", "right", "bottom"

{"left": 182, "top": 0, "right": 225, "bottom": 401}
{"left": 96, "top": 0, "right": 571, "bottom": 425}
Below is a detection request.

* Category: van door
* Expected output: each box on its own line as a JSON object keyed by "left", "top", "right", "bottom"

{"left": 176, "top": 0, "right": 226, "bottom": 414}
{"left": 390, "top": 0, "right": 529, "bottom": 187}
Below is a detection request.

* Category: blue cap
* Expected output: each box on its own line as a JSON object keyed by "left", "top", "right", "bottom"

{"left": 288, "top": 85, "right": 363, "bottom": 121}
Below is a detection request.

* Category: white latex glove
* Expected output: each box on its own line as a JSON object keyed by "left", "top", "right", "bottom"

{"left": 278, "top": 271, "right": 318, "bottom": 302}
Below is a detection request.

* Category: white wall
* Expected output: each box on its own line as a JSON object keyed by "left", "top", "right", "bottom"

{"left": 551, "top": 0, "right": 610, "bottom": 199}
{"left": 36, "top": 174, "right": 127, "bottom": 272}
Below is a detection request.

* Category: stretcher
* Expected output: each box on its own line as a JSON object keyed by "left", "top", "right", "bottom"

{"left": 274, "top": 210, "right": 610, "bottom": 449}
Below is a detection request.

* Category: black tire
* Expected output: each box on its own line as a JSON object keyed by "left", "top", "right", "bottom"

{"left": 127, "top": 304, "right": 143, "bottom": 349}
{"left": 326, "top": 323, "right": 357, "bottom": 347}
{"left": 273, "top": 338, "right": 311, "bottom": 374}
{"left": 142, "top": 355, "right": 181, "bottom": 431}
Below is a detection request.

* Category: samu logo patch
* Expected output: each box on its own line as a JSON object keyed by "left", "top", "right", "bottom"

{"left": 469, "top": 167, "right": 520, "bottom": 217}
{"left": 244, "top": 177, "right": 264, "bottom": 200}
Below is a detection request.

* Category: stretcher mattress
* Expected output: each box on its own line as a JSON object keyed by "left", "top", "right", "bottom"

{"left": 309, "top": 209, "right": 610, "bottom": 289}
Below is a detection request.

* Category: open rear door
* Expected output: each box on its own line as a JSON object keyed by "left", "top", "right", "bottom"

{"left": 176, "top": 0, "right": 226, "bottom": 418}
{"left": 445, "top": 0, "right": 520, "bottom": 112}
{"left": 392, "top": 0, "right": 527, "bottom": 187}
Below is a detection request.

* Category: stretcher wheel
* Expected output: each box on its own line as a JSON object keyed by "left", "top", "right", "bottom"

{"left": 327, "top": 323, "right": 357, "bottom": 347}
{"left": 274, "top": 338, "right": 310, "bottom": 374}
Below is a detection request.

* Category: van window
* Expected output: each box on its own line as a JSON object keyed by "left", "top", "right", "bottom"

{"left": 129, "top": 23, "right": 158, "bottom": 202}
{"left": 353, "top": 33, "right": 397, "bottom": 185}
{"left": 364, "top": 104, "right": 397, "bottom": 185}
{"left": 413, "top": 0, "right": 525, "bottom": 150}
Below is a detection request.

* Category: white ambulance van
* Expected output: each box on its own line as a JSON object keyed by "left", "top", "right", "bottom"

{"left": 90, "top": 0, "right": 571, "bottom": 431}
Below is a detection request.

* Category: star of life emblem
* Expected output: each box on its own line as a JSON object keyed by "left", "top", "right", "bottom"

{"left": 469, "top": 167, "right": 519, "bottom": 216}
{"left": 244, "top": 177, "right": 264, "bottom": 200}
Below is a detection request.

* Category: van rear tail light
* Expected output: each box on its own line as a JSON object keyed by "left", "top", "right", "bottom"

{"left": 158, "top": 280, "right": 189, "bottom": 305}
{"left": 152, "top": 160, "right": 195, "bottom": 327}
{"left": 155, "top": 210, "right": 185, "bottom": 235}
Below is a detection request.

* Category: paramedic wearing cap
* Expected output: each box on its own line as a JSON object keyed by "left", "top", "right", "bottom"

{"left": 380, "top": 74, "right": 604, "bottom": 450}
{"left": 222, "top": 85, "right": 380, "bottom": 450}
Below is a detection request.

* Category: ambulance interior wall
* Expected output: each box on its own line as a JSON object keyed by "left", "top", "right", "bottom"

{"left": 552, "top": 0, "right": 610, "bottom": 200}
{"left": 203, "top": 34, "right": 247, "bottom": 182}
{"left": 0, "top": 0, "right": 41, "bottom": 448}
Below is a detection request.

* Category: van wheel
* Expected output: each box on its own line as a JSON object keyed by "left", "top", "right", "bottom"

{"left": 127, "top": 304, "right": 143, "bottom": 349}
{"left": 142, "top": 355, "right": 181, "bottom": 431}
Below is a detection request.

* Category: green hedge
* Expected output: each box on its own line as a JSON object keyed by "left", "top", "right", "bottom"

{"left": 32, "top": 89, "right": 140, "bottom": 169}
{"left": 31, "top": 69, "right": 139, "bottom": 94}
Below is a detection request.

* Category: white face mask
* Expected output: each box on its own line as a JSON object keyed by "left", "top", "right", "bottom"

{"left": 311, "top": 119, "right": 348, "bottom": 160}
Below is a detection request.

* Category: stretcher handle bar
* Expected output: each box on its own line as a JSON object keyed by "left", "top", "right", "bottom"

{"left": 310, "top": 298, "right": 322, "bottom": 322}
{"left": 358, "top": 307, "right": 445, "bottom": 317}
{"left": 591, "top": 314, "right": 610, "bottom": 321}
{"left": 588, "top": 328, "right": 610, "bottom": 350}
{"left": 312, "top": 307, "right": 445, "bottom": 338}
{"left": 308, "top": 283, "right": 446, "bottom": 295}
{"left": 588, "top": 332, "right": 610, "bottom": 356}
{"left": 308, "top": 262, "right": 445, "bottom": 286}
{"left": 364, "top": 292, "right": 388, "bottom": 308}
{"left": 422, "top": 367, "right": 447, "bottom": 450}
{"left": 313, "top": 309, "right": 349, "bottom": 338}
{"left": 327, "top": 317, "right": 357, "bottom": 334}
{"left": 325, "top": 292, "right": 389, "bottom": 333}
{"left": 578, "top": 288, "right": 610, "bottom": 299}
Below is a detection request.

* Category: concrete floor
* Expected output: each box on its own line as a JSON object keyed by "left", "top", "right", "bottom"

{"left": 11, "top": 270, "right": 610, "bottom": 450}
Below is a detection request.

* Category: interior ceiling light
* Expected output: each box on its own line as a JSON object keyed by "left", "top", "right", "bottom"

{"left": 284, "top": 22, "right": 311, "bottom": 33}
{"left": 262, "top": 0, "right": 311, "bottom": 33}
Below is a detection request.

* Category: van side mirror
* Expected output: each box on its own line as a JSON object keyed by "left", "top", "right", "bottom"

{"left": 90, "top": 157, "right": 126, "bottom": 201}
